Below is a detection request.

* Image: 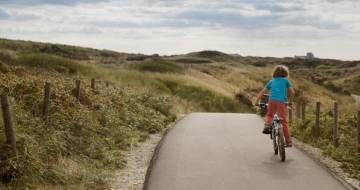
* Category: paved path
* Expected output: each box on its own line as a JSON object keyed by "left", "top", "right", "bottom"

{"left": 145, "top": 113, "right": 348, "bottom": 190}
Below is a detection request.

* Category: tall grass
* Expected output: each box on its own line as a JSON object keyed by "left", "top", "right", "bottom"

{"left": 187, "top": 50, "right": 237, "bottom": 62}
{"left": 291, "top": 110, "right": 360, "bottom": 180}
{"left": 0, "top": 61, "right": 9, "bottom": 73}
{"left": 129, "top": 58, "right": 184, "bottom": 74}
{"left": 158, "top": 79, "right": 250, "bottom": 112}
{"left": 1, "top": 38, "right": 359, "bottom": 188}
{"left": 15, "top": 53, "right": 92, "bottom": 74}
{"left": 0, "top": 66, "right": 175, "bottom": 189}
{"left": 87, "top": 63, "right": 252, "bottom": 113}
{"left": 172, "top": 57, "right": 212, "bottom": 64}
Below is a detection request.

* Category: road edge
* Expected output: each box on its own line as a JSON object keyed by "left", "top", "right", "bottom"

{"left": 142, "top": 114, "right": 187, "bottom": 190}
{"left": 293, "top": 138, "right": 359, "bottom": 190}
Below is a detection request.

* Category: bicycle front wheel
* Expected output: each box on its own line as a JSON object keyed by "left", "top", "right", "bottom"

{"left": 272, "top": 128, "right": 278, "bottom": 155}
{"left": 277, "top": 125, "right": 286, "bottom": 162}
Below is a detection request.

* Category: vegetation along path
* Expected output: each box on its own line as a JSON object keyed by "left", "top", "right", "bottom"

{"left": 145, "top": 113, "right": 349, "bottom": 190}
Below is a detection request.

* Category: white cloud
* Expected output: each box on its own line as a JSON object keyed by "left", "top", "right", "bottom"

{"left": 0, "top": 0, "right": 359, "bottom": 60}
{"left": 0, "top": 9, "right": 10, "bottom": 19}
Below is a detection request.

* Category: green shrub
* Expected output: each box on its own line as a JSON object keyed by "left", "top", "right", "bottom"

{"left": 174, "top": 57, "right": 212, "bottom": 64}
{"left": 0, "top": 71, "right": 175, "bottom": 189}
{"left": 15, "top": 53, "right": 90, "bottom": 74}
{"left": 131, "top": 59, "right": 184, "bottom": 74}
{"left": 188, "top": 51, "right": 236, "bottom": 62}
{"left": 291, "top": 111, "right": 360, "bottom": 180}
{"left": 251, "top": 61, "right": 267, "bottom": 67}
{"left": 235, "top": 93, "right": 253, "bottom": 107}
{"left": 343, "top": 76, "right": 360, "bottom": 94}
{"left": 0, "top": 51, "right": 14, "bottom": 65}
{"left": 0, "top": 61, "right": 9, "bottom": 73}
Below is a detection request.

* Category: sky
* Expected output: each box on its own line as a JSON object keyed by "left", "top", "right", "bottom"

{"left": 0, "top": 0, "right": 360, "bottom": 60}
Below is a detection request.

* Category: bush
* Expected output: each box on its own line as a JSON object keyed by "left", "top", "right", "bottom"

{"left": 235, "top": 93, "right": 253, "bottom": 107}
{"left": 188, "top": 51, "right": 236, "bottom": 62}
{"left": 39, "top": 44, "right": 91, "bottom": 60}
{"left": 291, "top": 111, "right": 360, "bottom": 180}
{"left": 174, "top": 57, "right": 212, "bottom": 64}
{"left": 0, "top": 61, "right": 9, "bottom": 73}
{"left": 0, "top": 70, "right": 175, "bottom": 189}
{"left": 324, "top": 81, "right": 349, "bottom": 95}
{"left": 16, "top": 53, "right": 89, "bottom": 74}
{"left": 126, "top": 54, "right": 159, "bottom": 61}
{"left": 252, "top": 61, "right": 267, "bottom": 67}
{"left": 0, "top": 51, "right": 13, "bottom": 65}
{"left": 343, "top": 76, "right": 360, "bottom": 94}
{"left": 131, "top": 59, "right": 184, "bottom": 74}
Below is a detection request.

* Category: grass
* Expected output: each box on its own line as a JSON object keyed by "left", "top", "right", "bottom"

{"left": 0, "top": 66, "right": 175, "bottom": 189}
{"left": 291, "top": 110, "right": 360, "bottom": 180}
{"left": 172, "top": 57, "right": 212, "bottom": 64}
{"left": 16, "top": 53, "right": 92, "bottom": 75}
{"left": 187, "top": 50, "right": 237, "bottom": 62}
{"left": 86, "top": 63, "right": 253, "bottom": 113}
{"left": 0, "top": 46, "right": 256, "bottom": 189}
{"left": 157, "top": 79, "right": 250, "bottom": 113}
{"left": 0, "top": 61, "right": 9, "bottom": 73}
{"left": 336, "top": 74, "right": 360, "bottom": 94}
{"left": 0, "top": 38, "right": 360, "bottom": 188}
{"left": 0, "top": 38, "right": 126, "bottom": 61}
{"left": 129, "top": 58, "right": 184, "bottom": 74}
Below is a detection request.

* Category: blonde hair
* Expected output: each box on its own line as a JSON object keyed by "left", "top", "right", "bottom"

{"left": 273, "top": 65, "right": 289, "bottom": 78}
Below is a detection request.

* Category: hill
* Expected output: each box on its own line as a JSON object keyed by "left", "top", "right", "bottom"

{"left": 0, "top": 38, "right": 359, "bottom": 189}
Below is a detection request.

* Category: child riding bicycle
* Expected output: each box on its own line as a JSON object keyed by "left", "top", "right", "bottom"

{"left": 254, "top": 65, "right": 295, "bottom": 147}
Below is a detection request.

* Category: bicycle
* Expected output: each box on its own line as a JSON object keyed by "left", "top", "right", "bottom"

{"left": 258, "top": 102, "right": 288, "bottom": 162}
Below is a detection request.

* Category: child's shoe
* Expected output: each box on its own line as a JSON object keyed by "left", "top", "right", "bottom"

{"left": 285, "top": 141, "right": 292, "bottom": 148}
{"left": 262, "top": 124, "right": 271, "bottom": 134}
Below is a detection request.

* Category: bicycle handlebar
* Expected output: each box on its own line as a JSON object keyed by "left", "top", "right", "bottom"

{"left": 255, "top": 102, "right": 292, "bottom": 108}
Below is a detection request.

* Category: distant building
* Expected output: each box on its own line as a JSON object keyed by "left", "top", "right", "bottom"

{"left": 306, "top": 52, "right": 315, "bottom": 59}
{"left": 295, "top": 52, "right": 315, "bottom": 59}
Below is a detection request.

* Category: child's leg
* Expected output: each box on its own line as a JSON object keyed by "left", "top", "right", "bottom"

{"left": 265, "top": 100, "right": 277, "bottom": 125}
{"left": 277, "top": 102, "right": 291, "bottom": 143}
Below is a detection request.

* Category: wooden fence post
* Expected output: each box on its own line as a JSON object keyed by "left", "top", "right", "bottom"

{"left": 333, "top": 102, "right": 339, "bottom": 147}
{"left": 91, "top": 78, "right": 95, "bottom": 90}
{"left": 296, "top": 101, "right": 301, "bottom": 119}
{"left": 1, "top": 94, "right": 18, "bottom": 157}
{"left": 75, "top": 80, "right": 81, "bottom": 101}
{"left": 357, "top": 110, "right": 360, "bottom": 152}
{"left": 301, "top": 101, "right": 306, "bottom": 121}
{"left": 288, "top": 107, "right": 293, "bottom": 124}
{"left": 315, "top": 102, "right": 320, "bottom": 137}
{"left": 42, "top": 82, "right": 51, "bottom": 121}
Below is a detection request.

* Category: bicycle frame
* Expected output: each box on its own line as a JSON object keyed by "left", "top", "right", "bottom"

{"left": 270, "top": 113, "right": 283, "bottom": 140}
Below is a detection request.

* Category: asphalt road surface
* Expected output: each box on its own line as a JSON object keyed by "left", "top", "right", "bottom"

{"left": 145, "top": 113, "right": 349, "bottom": 190}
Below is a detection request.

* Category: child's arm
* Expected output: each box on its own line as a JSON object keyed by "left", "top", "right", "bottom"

{"left": 254, "top": 87, "right": 268, "bottom": 105}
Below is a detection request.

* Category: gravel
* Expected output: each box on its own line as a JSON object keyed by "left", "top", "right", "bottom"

{"left": 352, "top": 94, "right": 360, "bottom": 106}
{"left": 110, "top": 134, "right": 162, "bottom": 190}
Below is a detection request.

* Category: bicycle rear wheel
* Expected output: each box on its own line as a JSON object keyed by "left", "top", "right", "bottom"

{"left": 277, "top": 125, "right": 286, "bottom": 162}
